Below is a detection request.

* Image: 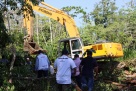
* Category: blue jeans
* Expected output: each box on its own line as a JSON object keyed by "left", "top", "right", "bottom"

{"left": 81, "top": 76, "right": 94, "bottom": 91}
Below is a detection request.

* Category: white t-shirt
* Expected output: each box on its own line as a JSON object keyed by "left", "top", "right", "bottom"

{"left": 54, "top": 55, "right": 76, "bottom": 84}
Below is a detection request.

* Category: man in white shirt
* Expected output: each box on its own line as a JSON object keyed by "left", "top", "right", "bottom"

{"left": 35, "top": 50, "right": 50, "bottom": 78}
{"left": 54, "top": 49, "right": 76, "bottom": 91}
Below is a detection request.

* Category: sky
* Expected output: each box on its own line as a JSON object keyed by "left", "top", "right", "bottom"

{"left": 43, "top": 0, "right": 131, "bottom": 27}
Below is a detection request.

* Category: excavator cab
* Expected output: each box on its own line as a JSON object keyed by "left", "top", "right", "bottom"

{"left": 58, "top": 37, "right": 84, "bottom": 58}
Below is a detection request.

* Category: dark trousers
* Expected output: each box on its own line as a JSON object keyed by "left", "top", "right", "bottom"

{"left": 58, "top": 84, "right": 70, "bottom": 91}
{"left": 73, "top": 75, "right": 81, "bottom": 89}
{"left": 37, "top": 70, "right": 48, "bottom": 78}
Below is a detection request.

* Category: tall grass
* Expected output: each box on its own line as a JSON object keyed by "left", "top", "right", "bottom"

{"left": 123, "top": 49, "right": 136, "bottom": 60}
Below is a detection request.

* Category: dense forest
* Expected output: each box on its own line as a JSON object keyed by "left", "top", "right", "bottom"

{"left": 0, "top": 0, "right": 136, "bottom": 91}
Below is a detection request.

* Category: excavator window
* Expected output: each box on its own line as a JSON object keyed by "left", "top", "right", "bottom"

{"left": 64, "top": 41, "right": 71, "bottom": 54}
{"left": 58, "top": 38, "right": 83, "bottom": 58}
{"left": 58, "top": 41, "right": 71, "bottom": 55}
{"left": 71, "top": 40, "right": 81, "bottom": 50}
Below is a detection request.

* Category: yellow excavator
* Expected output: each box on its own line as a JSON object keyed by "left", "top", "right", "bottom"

{"left": 23, "top": 0, "right": 123, "bottom": 59}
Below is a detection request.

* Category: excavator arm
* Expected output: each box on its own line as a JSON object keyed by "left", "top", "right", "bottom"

{"left": 33, "top": 2, "right": 80, "bottom": 38}
{"left": 23, "top": 0, "right": 80, "bottom": 54}
{"left": 23, "top": 0, "right": 80, "bottom": 38}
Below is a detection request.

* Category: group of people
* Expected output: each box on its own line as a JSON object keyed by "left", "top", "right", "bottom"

{"left": 35, "top": 49, "right": 98, "bottom": 91}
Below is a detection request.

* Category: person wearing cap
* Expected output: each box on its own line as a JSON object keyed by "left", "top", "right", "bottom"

{"left": 72, "top": 54, "right": 82, "bottom": 89}
{"left": 35, "top": 50, "right": 50, "bottom": 78}
{"left": 80, "top": 50, "right": 98, "bottom": 91}
{"left": 54, "top": 49, "right": 76, "bottom": 91}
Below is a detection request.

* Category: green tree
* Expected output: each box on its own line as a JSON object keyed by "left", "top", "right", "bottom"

{"left": 91, "top": 0, "right": 117, "bottom": 27}
{"left": 0, "top": 0, "right": 43, "bottom": 52}
{"left": 0, "top": 12, "right": 10, "bottom": 51}
{"left": 62, "top": 6, "right": 91, "bottom": 24}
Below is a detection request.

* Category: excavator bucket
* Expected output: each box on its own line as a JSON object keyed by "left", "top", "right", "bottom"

{"left": 24, "top": 41, "right": 46, "bottom": 54}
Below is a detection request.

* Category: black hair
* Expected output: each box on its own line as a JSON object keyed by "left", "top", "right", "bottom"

{"left": 38, "top": 50, "right": 43, "bottom": 54}
{"left": 74, "top": 54, "right": 79, "bottom": 58}
{"left": 87, "top": 50, "right": 92, "bottom": 56}
{"left": 62, "top": 49, "right": 68, "bottom": 55}
{"left": 2, "top": 55, "right": 5, "bottom": 59}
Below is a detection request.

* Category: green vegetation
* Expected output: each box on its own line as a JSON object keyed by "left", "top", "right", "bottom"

{"left": 0, "top": 0, "right": 136, "bottom": 90}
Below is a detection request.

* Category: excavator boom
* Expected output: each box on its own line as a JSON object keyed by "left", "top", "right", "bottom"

{"left": 24, "top": 0, "right": 80, "bottom": 38}
{"left": 23, "top": 0, "right": 80, "bottom": 54}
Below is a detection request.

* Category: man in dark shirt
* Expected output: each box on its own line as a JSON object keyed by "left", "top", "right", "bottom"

{"left": 80, "top": 50, "right": 98, "bottom": 91}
